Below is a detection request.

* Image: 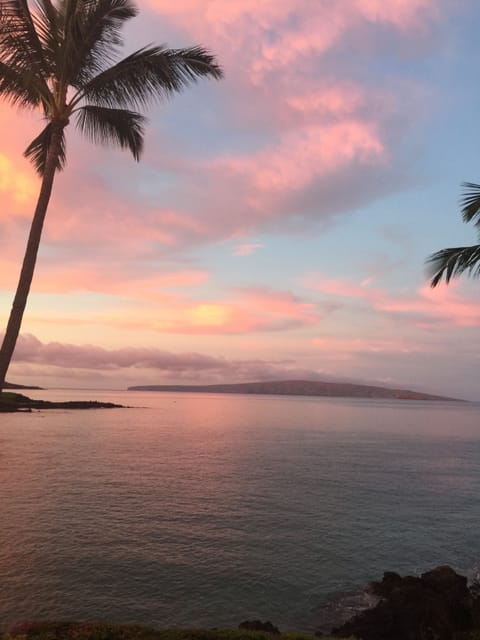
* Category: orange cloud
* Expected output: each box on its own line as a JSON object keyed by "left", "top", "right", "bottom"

{"left": 0, "top": 106, "right": 41, "bottom": 218}
{"left": 154, "top": 288, "right": 320, "bottom": 334}
{"left": 12, "top": 286, "right": 321, "bottom": 337}
{"left": 187, "top": 303, "right": 232, "bottom": 328}
{"left": 0, "top": 154, "right": 37, "bottom": 212}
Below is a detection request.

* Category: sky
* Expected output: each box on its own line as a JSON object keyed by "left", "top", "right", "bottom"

{"left": 1, "top": 0, "right": 480, "bottom": 400}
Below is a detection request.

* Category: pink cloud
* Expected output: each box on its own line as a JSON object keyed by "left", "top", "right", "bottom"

{"left": 284, "top": 86, "right": 366, "bottom": 122}
{"left": 3, "top": 266, "right": 208, "bottom": 298}
{"left": 356, "top": 0, "right": 437, "bottom": 28}
{"left": 1, "top": 0, "right": 443, "bottom": 258}
{"left": 307, "top": 275, "right": 480, "bottom": 328}
{"left": 9, "top": 333, "right": 323, "bottom": 383}
{"left": 233, "top": 242, "right": 264, "bottom": 256}
{"left": 381, "top": 284, "right": 480, "bottom": 327}
{"left": 148, "top": 0, "right": 439, "bottom": 81}
{"left": 112, "top": 0, "right": 440, "bottom": 245}
{"left": 0, "top": 0, "right": 450, "bottom": 287}
{"left": 215, "top": 121, "right": 384, "bottom": 196}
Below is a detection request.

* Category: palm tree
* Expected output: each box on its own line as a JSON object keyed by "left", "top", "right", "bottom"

{"left": 428, "top": 182, "right": 480, "bottom": 287}
{"left": 0, "top": 0, "right": 222, "bottom": 391}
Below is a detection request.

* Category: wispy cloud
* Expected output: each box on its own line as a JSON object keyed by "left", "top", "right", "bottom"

{"left": 305, "top": 275, "right": 480, "bottom": 328}
{"left": 233, "top": 242, "right": 264, "bottom": 256}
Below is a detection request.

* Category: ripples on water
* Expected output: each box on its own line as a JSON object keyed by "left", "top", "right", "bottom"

{"left": 1, "top": 390, "right": 479, "bottom": 631}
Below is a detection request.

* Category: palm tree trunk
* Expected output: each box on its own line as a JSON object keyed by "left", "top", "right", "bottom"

{"left": 0, "top": 124, "right": 64, "bottom": 392}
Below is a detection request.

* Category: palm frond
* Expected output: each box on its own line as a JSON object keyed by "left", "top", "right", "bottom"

{"left": 79, "top": 45, "right": 223, "bottom": 109}
{"left": 427, "top": 244, "right": 480, "bottom": 287}
{"left": 75, "top": 105, "right": 145, "bottom": 159}
{"left": 63, "top": 0, "right": 138, "bottom": 87}
{"left": 460, "top": 182, "right": 480, "bottom": 227}
{"left": 24, "top": 122, "right": 66, "bottom": 175}
{"left": 30, "top": 0, "right": 61, "bottom": 74}
{"left": 0, "top": 0, "right": 52, "bottom": 79}
{"left": 0, "top": 60, "right": 46, "bottom": 107}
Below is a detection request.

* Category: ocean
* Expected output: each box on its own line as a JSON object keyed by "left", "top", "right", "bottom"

{"left": 1, "top": 389, "right": 479, "bottom": 632}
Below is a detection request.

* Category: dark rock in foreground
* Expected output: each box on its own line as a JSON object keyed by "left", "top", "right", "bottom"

{"left": 0, "top": 392, "right": 125, "bottom": 412}
{"left": 331, "top": 565, "right": 480, "bottom": 640}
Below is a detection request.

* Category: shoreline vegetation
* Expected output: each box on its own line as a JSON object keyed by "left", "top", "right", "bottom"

{"left": 0, "top": 626, "right": 329, "bottom": 640}
{"left": 0, "top": 392, "right": 125, "bottom": 413}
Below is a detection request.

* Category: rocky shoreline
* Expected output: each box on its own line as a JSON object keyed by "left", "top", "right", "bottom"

{"left": 240, "top": 566, "right": 480, "bottom": 639}
{"left": 326, "top": 565, "right": 480, "bottom": 639}
{"left": 0, "top": 392, "right": 126, "bottom": 412}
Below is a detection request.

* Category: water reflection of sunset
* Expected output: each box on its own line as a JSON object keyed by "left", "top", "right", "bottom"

{"left": 1, "top": 393, "right": 480, "bottom": 629}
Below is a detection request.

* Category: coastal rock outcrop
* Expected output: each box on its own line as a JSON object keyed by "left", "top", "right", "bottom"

{"left": 331, "top": 565, "right": 479, "bottom": 640}
{"left": 0, "top": 391, "right": 125, "bottom": 412}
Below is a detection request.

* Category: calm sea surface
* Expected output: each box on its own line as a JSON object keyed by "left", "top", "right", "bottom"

{"left": 1, "top": 390, "right": 479, "bottom": 632}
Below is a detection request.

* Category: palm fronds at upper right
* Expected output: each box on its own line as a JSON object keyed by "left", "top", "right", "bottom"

{"left": 427, "top": 243, "right": 480, "bottom": 287}
{"left": 427, "top": 181, "right": 480, "bottom": 287}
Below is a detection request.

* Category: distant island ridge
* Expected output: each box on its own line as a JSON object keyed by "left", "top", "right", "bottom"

{"left": 128, "top": 379, "right": 461, "bottom": 401}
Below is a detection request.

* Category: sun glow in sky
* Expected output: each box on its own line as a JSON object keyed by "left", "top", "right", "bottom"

{"left": 1, "top": 0, "right": 480, "bottom": 399}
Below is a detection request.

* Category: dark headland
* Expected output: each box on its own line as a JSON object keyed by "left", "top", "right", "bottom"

{"left": 0, "top": 388, "right": 126, "bottom": 413}
{"left": 128, "top": 379, "right": 461, "bottom": 401}
{"left": 3, "top": 381, "right": 44, "bottom": 390}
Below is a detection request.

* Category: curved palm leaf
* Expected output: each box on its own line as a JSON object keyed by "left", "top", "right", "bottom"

{"left": 79, "top": 45, "right": 223, "bottom": 109}
{"left": 0, "top": 60, "right": 46, "bottom": 107}
{"left": 75, "top": 105, "right": 145, "bottom": 159}
{"left": 31, "top": 0, "right": 61, "bottom": 71}
{"left": 0, "top": 0, "right": 52, "bottom": 88}
{"left": 428, "top": 244, "right": 480, "bottom": 287}
{"left": 63, "top": 0, "right": 138, "bottom": 86}
{"left": 24, "top": 122, "right": 66, "bottom": 174}
{"left": 460, "top": 182, "right": 480, "bottom": 227}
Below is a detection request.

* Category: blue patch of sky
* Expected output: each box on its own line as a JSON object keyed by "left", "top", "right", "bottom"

{"left": 162, "top": 87, "right": 274, "bottom": 157}
{"left": 189, "top": 174, "right": 476, "bottom": 299}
